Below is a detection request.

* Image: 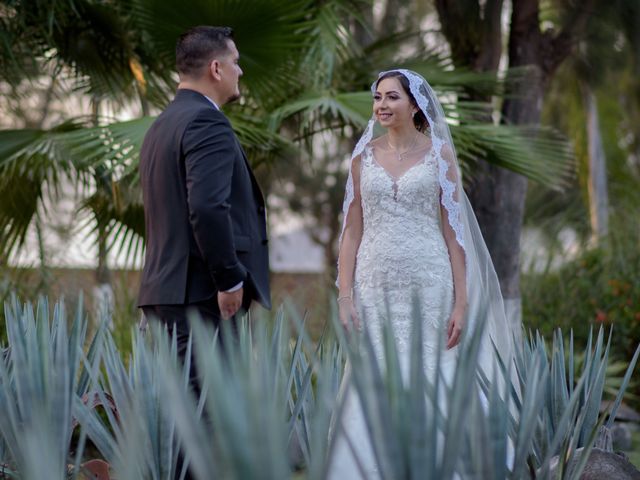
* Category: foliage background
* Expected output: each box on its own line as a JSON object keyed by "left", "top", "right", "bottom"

{"left": 0, "top": 0, "right": 638, "bottom": 412}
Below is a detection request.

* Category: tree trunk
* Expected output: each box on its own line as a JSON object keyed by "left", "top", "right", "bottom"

{"left": 438, "top": 0, "right": 597, "bottom": 330}
{"left": 96, "top": 224, "right": 111, "bottom": 285}
{"left": 34, "top": 213, "right": 53, "bottom": 292}
{"left": 436, "top": 0, "right": 530, "bottom": 329}
{"left": 470, "top": 0, "right": 547, "bottom": 331}
{"left": 352, "top": 1, "right": 374, "bottom": 48}
{"left": 379, "top": 0, "right": 418, "bottom": 36}
{"left": 435, "top": 0, "right": 503, "bottom": 73}
{"left": 92, "top": 98, "right": 111, "bottom": 287}
{"left": 496, "top": 0, "right": 595, "bottom": 326}
{"left": 91, "top": 98, "right": 114, "bottom": 320}
{"left": 583, "top": 85, "right": 609, "bottom": 242}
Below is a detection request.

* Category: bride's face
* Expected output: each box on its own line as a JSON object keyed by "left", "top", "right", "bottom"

{"left": 373, "top": 77, "right": 416, "bottom": 129}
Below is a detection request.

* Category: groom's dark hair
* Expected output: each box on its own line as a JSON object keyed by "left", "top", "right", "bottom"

{"left": 176, "top": 26, "right": 234, "bottom": 77}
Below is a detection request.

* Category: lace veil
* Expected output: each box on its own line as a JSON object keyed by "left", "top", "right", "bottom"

{"left": 338, "top": 68, "right": 515, "bottom": 370}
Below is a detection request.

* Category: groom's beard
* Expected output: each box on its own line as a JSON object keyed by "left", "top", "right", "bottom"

{"left": 226, "top": 92, "right": 241, "bottom": 104}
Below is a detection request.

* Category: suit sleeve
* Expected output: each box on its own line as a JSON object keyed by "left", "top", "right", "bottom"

{"left": 183, "top": 111, "right": 247, "bottom": 291}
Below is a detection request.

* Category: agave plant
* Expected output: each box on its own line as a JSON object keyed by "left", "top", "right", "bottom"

{"left": 0, "top": 296, "right": 107, "bottom": 479}
{"left": 73, "top": 303, "right": 340, "bottom": 480}
{"left": 155, "top": 307, "right": 344, "bottom": 480}
{"left": 331, "top": 296, "right": 640, "bottom": 479}
{"left": 329, "top": 297, "right": 493, "bottom": 479}
{"left": 282, "top": 303, "right": 346, "bottom": 478}
{"left": 1, "top": 294, "right": 636, "bottom": 479}
{"left": 68, "top": 300, "right": 344, "bottom": 480}
{"left": 500, "top": 328, "right": 640, "bottom": 477}
{"left": 74, "top": 319, "right": 193, "bottom": 480}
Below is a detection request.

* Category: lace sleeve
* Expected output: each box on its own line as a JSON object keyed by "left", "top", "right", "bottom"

{"left": 436, "top": 141, "right": 465, "bottom": 250}
{"left": 336, "top": 153, "right": 364, "bottom": 287}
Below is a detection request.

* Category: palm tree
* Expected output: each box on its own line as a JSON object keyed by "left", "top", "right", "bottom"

{"left": 0, "top": 0, "right": 573, "bottom": 284}
{"left": 525, "top": 0, "right": 640, "bottom": 251}
{"left": 0, "top": 0, "right": 310, "bottom": 267}
{"left": 432, "top": 0, "right": 639, "bottom": 328}
{"left": 264, "top": 0, "right": 573, "bottom": 280}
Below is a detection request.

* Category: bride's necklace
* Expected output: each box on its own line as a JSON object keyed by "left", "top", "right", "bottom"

{"left": 387, "top": 132, "right": 420, "bottom": 162}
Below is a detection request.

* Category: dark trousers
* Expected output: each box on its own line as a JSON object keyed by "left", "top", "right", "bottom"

{"left": 142, "top": 297, "right": 223, "bottom": 384}
{"left": 141, "top": 293, "right": 251, "bottom": 480}
{"left": 141, "top": 292, "right": 252, "bottom": 389}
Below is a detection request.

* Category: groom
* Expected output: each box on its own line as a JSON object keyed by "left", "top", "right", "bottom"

{"left": 138, "top": 26, "right": 271, "bottom": 361}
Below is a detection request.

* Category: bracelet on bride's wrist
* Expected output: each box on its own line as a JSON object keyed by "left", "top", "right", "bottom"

{"left": 337, "top": 295, "right": 352, "bottom": 303}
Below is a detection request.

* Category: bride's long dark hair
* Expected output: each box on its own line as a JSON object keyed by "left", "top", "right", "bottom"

{"left": 376, "top": 71, "right": 429, "bottom": 133}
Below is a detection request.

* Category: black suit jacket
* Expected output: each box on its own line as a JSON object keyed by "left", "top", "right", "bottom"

{"left": 138, "top": 89, "right": 270, "bottom": 309}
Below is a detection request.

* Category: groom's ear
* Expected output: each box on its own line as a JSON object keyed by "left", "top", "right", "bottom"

{"left": 209, "top": 59, "right": 222, "bottom": 81}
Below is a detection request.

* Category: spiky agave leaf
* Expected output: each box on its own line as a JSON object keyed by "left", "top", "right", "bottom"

{"left": 475, "top": 326, "right": 639, "bottom": 478}
{"left": 333, "top": 291, "right": 639, "bottom": 480}
{"left": 156, "top": 314, "right": 293, "bottom": 479}
{"left": 305, "top": 338, "right": 345, "bottom": 479}
{"left": 0, "top": 296, "right": 93, "bottom": 479}
{"left": 330, "top": 293, "right": 489, "bottom": 479}
{"left": 75, "top": 322, "right": 188, "bottom": 480}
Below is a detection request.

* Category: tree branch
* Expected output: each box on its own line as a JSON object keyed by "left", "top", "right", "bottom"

{"left": 545, "top": 0, "right": 598, "bottom": 74}
{"left": 380, "top": 0, "right": 417, "bottom": 36}
{"left": 435, "top": 0, "right": 482, "bottom": 68}
{"left": 37, "top": 76, "right": 57, "bottom": 129}
{"left": 507, "top": 0, "right": 542, "bottom": 72}
{"left": 476, "top": 0, "right": 504, "bottom": 71}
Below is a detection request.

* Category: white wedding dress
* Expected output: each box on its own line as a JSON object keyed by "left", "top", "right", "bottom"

{"left": 331, "top": 68, "right": 516, "bottom": 480}
{"left": 328, "top": 144, "right": 458, "bottom": 479}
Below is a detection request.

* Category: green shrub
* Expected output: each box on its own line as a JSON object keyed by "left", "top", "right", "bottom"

{"left": 523, "top": 230, "right": 640, "bottom": 406}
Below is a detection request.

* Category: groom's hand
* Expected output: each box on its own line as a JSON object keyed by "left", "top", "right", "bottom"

{"left": 218, "top": 288, "right": 244, "bottom": 319}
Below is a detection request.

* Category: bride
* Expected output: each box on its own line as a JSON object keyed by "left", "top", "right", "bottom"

{"left": 330, "top": 69, "right": 515, "bottom": 478}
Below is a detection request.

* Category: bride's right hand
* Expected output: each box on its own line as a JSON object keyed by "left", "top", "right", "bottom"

{"left": 338, "top": 297, "right": 360, "bottom": 331}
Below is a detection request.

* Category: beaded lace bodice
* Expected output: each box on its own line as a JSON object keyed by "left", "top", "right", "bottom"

{"left": 354, "top": 145, "right": 455, "bottom": 365}
{"left": 358, "top": 145, "right": 448, "bottom": 265}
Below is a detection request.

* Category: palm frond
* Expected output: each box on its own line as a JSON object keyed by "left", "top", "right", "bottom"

{"left": 129, "top": 0, "right": 312, "bottom": 108}
{"left": 453, "top": 124, "right": 575, "bottom": 188}
{"left": 0, "top": 116, "right": 148, "bottom": 263}
{"left": 0, "top": 121, "right": 89, "bottom": 258}
{"left": 79, "top": 184, "right": 145, "bottom": 268}
{"left": 60, "top": 117, "right": 154, "bottom": 179}
{"left": 0, "top": 109, "right": 293, "bottom": 262}
{"left": 298, "top": 0, "right": 364, "bottom": 89}
{"left": 271, "top": 91, "right": 372, "bottom": 133}
{"left": 272, "top": 89, "right": 574, "bottom": 188}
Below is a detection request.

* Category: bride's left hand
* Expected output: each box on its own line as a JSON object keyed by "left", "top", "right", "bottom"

{"left": 446, "top": 306, "right": 465, "bottom": 349}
